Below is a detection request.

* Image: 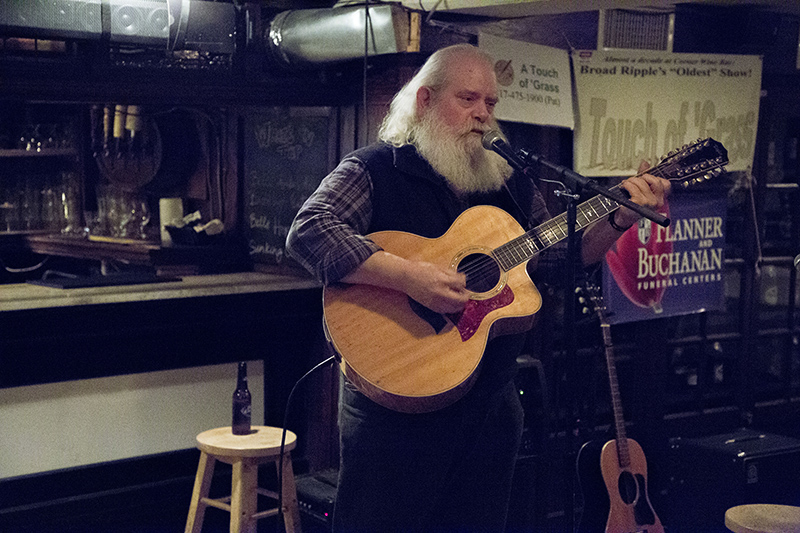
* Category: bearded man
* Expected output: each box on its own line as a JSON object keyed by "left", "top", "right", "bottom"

{"left": 286, "top": 44, "right": 669, "bottom": 532}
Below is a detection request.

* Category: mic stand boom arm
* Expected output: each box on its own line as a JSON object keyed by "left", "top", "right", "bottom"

{"left": 517, "top": 148, "right": 670, "bottom": 228}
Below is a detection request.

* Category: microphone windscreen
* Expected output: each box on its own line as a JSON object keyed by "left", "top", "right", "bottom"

{"left": 481, "top": 130, "right": 504, "bottom": 151}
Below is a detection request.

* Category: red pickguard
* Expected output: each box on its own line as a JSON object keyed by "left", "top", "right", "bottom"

{"left": 450, "top": 285, "right": 515, "bottom": 341}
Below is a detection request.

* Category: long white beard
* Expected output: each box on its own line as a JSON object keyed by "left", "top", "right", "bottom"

{"left": 413, "top": 112, "right": 513, "bottom": 194}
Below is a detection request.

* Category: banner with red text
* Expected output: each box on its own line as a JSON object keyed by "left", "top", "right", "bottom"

{"left": 572, "top": 49, "right": 761, "bottom": 176}
{"left": 602, "top": 191, "right": 727, "bottom": 324}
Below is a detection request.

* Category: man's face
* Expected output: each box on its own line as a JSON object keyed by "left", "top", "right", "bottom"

{"left": 412, "top": 53, "right": 512, "bottom": 193}
{"left": 420, "top": 55, "right": 499, "bottom": 145}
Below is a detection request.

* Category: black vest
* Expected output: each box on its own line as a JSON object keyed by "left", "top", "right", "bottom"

{"left": 350, "top": 143, "right": 536, "bottom": 237}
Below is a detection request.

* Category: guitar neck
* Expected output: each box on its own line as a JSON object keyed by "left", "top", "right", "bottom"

{"left": 492, "top": 185, "right": 624, "bottom": 271}
{"left": 600, "top": 320, "right": 631, "bottom": 469}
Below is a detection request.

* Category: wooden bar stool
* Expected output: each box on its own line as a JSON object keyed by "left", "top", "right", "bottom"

{"left": 725, "top": 504, "right": 800, "bottom": 533}
{"left": 185, "top": 426, "right": 302, "bottom": 533}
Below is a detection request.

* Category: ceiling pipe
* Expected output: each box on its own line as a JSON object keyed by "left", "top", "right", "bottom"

{"left": 266, "top": 4, "right": 414, "bottom": 68}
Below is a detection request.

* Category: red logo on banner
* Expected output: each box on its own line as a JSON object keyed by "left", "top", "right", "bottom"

{"left": 605, "top": 200, "right": 672, "bottom": 313}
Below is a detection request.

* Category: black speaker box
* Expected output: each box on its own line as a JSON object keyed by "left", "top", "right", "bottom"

{"left": 507, "top": 453, "right": 548, "bottom": 533}
{"left": 665, "top": 428, "right": 800, "bottom": 532}
{"left": 295, "top": 468, "right": 337, "bottom": 532}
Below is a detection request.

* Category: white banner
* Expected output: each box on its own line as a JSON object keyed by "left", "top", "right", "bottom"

{"left": 572, "top": 49, "right": 762, "bottom": 176}
{"left": 479, "top": 33, "right": 574, "bottom": 129}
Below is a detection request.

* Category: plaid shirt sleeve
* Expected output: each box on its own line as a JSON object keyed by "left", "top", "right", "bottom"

{"left": 285, "top": 156, "right": 381, "bottom": 285}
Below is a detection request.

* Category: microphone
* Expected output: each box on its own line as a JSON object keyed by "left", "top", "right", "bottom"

{"left": 481, "top": 130, "right": 530, "bottom": 173}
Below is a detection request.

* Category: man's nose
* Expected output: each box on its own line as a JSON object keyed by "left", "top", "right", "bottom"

{"left": 474, "top": 102, "right": 490, "bottom": 122}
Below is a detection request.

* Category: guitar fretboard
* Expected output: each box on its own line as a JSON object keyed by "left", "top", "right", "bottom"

{"left": 601, "top": 320, "right": 631, "bottom": 469}
{"left": 492, "top": 185, "right": 625, "bottom": 271}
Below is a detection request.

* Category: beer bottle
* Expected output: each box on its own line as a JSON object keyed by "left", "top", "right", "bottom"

{"left": 232, "top": 362, "right": 252, "bottom": 435}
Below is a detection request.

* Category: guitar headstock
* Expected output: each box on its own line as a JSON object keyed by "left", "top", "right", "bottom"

{"left": 650, "top": 138, "right": 728, "bottom": 188}
{"left": 577, "top": 282, "right": 609, "bottom": 325}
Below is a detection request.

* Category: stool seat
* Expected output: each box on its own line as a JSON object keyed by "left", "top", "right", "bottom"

{"left": 196, "top": 425, "right": 297, "bottom": 457}
{"left": 186, "top": 426, "right": 302, "bottom": 533}
{"left": 725, "top": 504, "right": 800, "bottom": 533}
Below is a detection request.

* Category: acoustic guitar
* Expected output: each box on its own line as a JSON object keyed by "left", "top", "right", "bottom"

{"left": 576, "top": 283, "right": 664, "bottom": 533}
{"left": 323, "top": 138, "right": 728, "bottom": 413}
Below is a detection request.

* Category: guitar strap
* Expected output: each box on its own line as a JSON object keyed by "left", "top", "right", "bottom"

{"left": 502, "top": 181, "right": 537, "bottom": 231}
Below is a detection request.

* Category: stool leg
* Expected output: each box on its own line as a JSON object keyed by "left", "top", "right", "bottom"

{"left": 280, "top": 453, "right": 302, "bottom": 533}
{"left": 230, "top": 458, "right": 258, "bottom": 533}
{"left": 185, "top": 452, "right": 216, "bottom": 533}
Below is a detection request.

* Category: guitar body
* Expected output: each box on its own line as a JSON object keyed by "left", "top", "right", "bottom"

{"left": 578, "top": 438, "right": 664, "bottom": 533}
{"left": 601, "top": 438, "right": 664, "bottom": 533}
{"left": 323, "top": 205, "right": 543, "bottom": 413}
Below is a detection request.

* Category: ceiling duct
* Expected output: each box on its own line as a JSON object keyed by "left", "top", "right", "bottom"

{"left": 267, "top": 4, "right": 414, "bottom": 68}
{"left": 599, "top": 9, "right": 674, "bottom": 51}
{"left": 0, "top": 0, "right": 235, "bottom": 53}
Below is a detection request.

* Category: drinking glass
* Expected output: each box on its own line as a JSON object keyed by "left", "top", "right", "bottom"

{"left": 138, "top": 198, "right": 151, "bottom": 240}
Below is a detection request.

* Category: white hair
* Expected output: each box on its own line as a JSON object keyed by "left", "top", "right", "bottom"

{"left": 378, "top": 44, "right": 496, "bottom": 146}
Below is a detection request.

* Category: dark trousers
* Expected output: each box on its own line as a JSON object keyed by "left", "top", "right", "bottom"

{"left": 333, "top": 376, "right": 525, "bottom": 533}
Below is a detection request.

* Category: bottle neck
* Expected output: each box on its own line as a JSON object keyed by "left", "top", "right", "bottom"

{"left": 237, "top": 362, "right": 248, "bottom": 389}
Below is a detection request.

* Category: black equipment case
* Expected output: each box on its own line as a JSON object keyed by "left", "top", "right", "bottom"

{"left": 665, "top": 428, "right": 800, "bottom": 532}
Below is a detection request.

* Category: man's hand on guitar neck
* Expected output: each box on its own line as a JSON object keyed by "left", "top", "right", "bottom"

{"left": 582, "top": 161, "right": 671, "bottom": 265}
{"left": 615, "top": 160, "right": 672, "bottom": 229}
{"left": 341, "top": 250, "right": 470, "bottom": 314}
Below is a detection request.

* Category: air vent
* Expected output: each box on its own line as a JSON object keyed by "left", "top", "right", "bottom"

{"left": 599, "top": 9, "right": 674, "bottom": 51}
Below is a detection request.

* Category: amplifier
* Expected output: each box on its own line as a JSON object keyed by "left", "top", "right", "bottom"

{"left": 665, "top": 428, "right": 800, "bottom": 531}
{"left": 295, "top": 468, "right": 337, "bottom": 532}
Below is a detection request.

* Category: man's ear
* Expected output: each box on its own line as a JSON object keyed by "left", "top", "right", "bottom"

{"left": 416, "top": 86, "right": 433, "bottom": 114}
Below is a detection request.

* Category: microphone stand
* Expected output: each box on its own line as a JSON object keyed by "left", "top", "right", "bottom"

{"left": 518, "top": 148, "right": 670, "bottom": 228}
{"left": 561, "top": 181, "right": 582, "bottom": 533}
{"left": 481, "top": 131, "right": 668, "bottom": 229}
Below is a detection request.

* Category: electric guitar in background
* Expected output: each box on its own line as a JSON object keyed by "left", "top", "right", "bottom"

{"left": 323, "top": 138, "right": 728, "bottom": 413}
{"left": 576, "top": 283, "right": 664, "bottom": 533}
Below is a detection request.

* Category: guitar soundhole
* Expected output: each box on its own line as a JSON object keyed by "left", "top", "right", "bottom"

{"left": 457, "top": 253, "right": 501, "bottom": 294}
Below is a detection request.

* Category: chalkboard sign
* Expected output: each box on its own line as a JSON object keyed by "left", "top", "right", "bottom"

{"left": 243, "top": 107, "right": 336, "bottom": 265}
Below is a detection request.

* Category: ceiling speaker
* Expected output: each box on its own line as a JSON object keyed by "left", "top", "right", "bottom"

{"left": 110, "top": 0, "right": 169, "bottom": 45}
